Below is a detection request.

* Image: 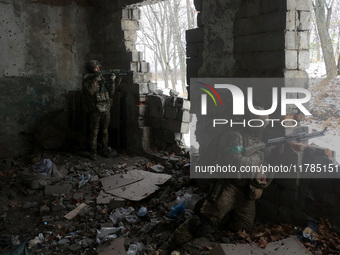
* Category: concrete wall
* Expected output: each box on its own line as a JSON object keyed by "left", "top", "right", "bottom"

{"left": 234, "top": 0, "right": 287, "bottom": 77}
{"left": 186, "top": 0, "right": 242, "bottom": 81}
{"left": 0, "top": 0, "right": 92, "bottom": 154}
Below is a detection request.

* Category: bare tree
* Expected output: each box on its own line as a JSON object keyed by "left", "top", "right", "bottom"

{"left": 138, "top": 3, "right": 173, "bottom": 89}
{"left": 312, "top": 0, "right": 338, "bottom": 78}
{"left": 310, "top": 14, "right": 322, "bottom": 62}
{"left": 137, "top": 0, "right": 196, "bottom": 93}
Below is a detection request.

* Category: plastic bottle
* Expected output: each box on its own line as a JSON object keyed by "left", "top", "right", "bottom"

{"left": 137, "top": 206, "right": 148, "bottom": 217}
{"left": 126, "top": 244, "right": 138, "bottom": 255}
{"left": 79, "top": 173, "right": 91, "bottom": 187}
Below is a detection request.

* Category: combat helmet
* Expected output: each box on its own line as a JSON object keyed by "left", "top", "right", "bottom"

{"left": 85, "top": 60, "right": 100, "bottom": 73}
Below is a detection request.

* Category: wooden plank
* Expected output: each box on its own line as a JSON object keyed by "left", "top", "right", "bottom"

{"left": 64, "top": 203, "right": 88, "bottom": 220}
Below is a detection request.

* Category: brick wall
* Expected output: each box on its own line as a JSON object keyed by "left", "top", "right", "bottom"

{"left": 147, "top": 94, "right": 190, "bottom": 154}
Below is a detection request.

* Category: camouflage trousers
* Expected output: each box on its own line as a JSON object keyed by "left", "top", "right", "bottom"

{"left": 89, "top": 110, "right": 110, "bottom": 154}
{"left": 173, "top": 184, "right": 255, "bottom": 245}
{"left": 200, "top": 183, "right": 255, "bottom": 233}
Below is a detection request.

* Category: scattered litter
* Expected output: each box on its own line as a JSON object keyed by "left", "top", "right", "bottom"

{"left": 11, "top": 235, "right": 20, "bottom": 246}
{"left": 20, "top": 160, "right": 63, "bottom": 189}
{"left": 168, "top": 202, "right": 185, "bottom": 219}
{"left": 96, "top": 238, "right": 125, "bottom": 254}
{"left": 303, "top": 227, "right": 313, "bottom": 240}
{"left": 58, "top": 239, "right": 70, "bottom": 245}
{"left": 125, "top": 214, "right": 140, "bottom": 224}
{"left": 64, "top": 230, "right": 81, "bottom": 239}
{"left": 96, "top": 227, "right": 123, "bottom": 243}
{"left": 109, "top": 207, "right": 135, "bottom": 224}
{"left": 140, "top": 218, "right": 160, "bottom": 233}
{"left": 150, "top": 164, "right": 165, "bottom": 173}
{"left": 137, "top": 206, "right": 148, "bottom": 217}
{"left": 33, "top": 159, "right": 52, "bottom": 175}
{"left": 78, "top": 173, "right": 91, "bottom": 187}
{"left": 176, "top": 192, "right": 200, "bottom": 210}
{"left": 28, "top": 233, "right": 44, "bottom": 249}
{"left": 126, "top": 242, "right": 144, "bottom": 255}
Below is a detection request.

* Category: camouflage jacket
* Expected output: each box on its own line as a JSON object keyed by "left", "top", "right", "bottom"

{"left": 82, "top": 73, "right": 116, "bottom": 113}
{"left": 208, "top": 129, "right": 272, "bottom": 202}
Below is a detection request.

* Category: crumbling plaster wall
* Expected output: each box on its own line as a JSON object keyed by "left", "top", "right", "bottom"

{"left": 0, "top": 0, "right": 92, "bottom": 154}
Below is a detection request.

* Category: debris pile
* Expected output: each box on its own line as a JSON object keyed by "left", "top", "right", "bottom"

{"left": 0, "top": 150, "right": 339, "bottom": 255}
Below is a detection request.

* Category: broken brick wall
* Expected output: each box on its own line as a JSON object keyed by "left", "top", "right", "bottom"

{"left": 147, "top": 95, "right": 190, "bottom": 154}
{"left": 234, "top": 0, "right": 311, "bottom": 118}
{"left": 0, "top": 1, "right": 93, "bottom": 155}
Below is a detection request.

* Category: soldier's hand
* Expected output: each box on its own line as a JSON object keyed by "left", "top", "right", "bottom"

{"left": 94, "top": 75, "right": 103, "bottom": 82}
{"left": 243, "top": 142, "right": 266, "bottom": 157}
{"left": 110, "top": 73, "right": 116, "bottom": 82}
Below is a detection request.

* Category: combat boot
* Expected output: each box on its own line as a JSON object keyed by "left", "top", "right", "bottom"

{"left": 195, "top": 215, "right": 215, "bottom": 237}
{"left": 89, "top": 152, "right": 97, "bottom": 161}
{"left": 158, "top": 237, "right": 177, "bottom": 255}
{"left": 101, "top": 150, "right": 111, "bottom": 158}
{"left": 173, "top": 216, "right": 201, "bottom": 245}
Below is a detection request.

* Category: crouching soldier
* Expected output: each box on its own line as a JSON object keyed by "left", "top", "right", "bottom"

{"left": 163, "top": 108, "right": 273, "bottom": 252}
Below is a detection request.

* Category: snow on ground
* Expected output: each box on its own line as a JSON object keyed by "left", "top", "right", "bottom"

{"left": 153, "top": 79, "right": 187, "bottom": 98}
{"left": 307, "top": 62, "right": 328, "bottom": 78}
{"left": 301, "top": 119, "right": 340, "bottom": 163}
{"left": 303, "top": 62, "right": 340, "bottom": 163}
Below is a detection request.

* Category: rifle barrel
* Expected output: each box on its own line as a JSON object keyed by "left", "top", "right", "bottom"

{"left": 266, "top": 127, "right": 328, "bottom": 145}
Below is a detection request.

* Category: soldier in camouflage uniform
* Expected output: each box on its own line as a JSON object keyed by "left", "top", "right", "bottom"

{"left": 170, "top": 108, "right": 273, "bottom": 248}
{"left": 82, "top": 60, "right": 116, "bottom": 161}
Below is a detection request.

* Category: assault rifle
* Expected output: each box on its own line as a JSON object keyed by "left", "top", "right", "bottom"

{"left": 83, "top": 69, "right": 129, "bottom": 89}
{"left": 83, "top": 69, "right": 128, "bottom": 80}
{"left": 243, "top": 127, "right": 328, "bottom": 156}
{"left": 266, "top": 127, "right": 328, "bottom": 146}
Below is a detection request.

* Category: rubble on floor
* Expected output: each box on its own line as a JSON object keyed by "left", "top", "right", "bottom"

{"left": 211, "top": 236, "right": 311, "bottom": 255}
{"left": 0, "top": 150, "right": 340, "bottom": 255}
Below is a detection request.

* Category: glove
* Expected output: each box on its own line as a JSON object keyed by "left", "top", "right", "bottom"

{"left": 110, "top": 73, "right": 116, "bottom": 82}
